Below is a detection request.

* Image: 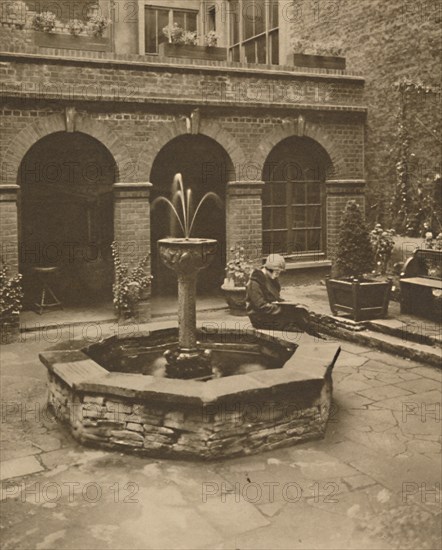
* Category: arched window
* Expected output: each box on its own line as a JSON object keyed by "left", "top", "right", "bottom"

{"left": 262, "top": 137, "right": 331, "bottom": 257}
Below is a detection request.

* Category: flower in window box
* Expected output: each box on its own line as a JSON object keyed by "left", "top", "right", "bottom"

{"left": 204, "top": 30, "right": 219, "bottom": 47}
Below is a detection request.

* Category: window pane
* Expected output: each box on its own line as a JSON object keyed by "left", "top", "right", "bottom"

{"left": 270, "top": 30, "right": 279, "bottom": 64}
{"left": 263, "top": 207, "right": 271, "bottom": 229}
{"left": 158, "top": 10, "right": 169, "bottom": 47}
{"left": 293, "top": 230, "right": 307, "bottom": 252}
{"left": 231, "top": 45, "right": 240, "bottom": 61}
{"left": 271, "top": 232, "right": 288, "bottom": 254}
{"left": 272, "top": 207, "right": 287, "bottom": 229}
{"left": 307, "top": 206, "right": 321, "bottom": 226}
{"left": 145, "top": 8, "right": 157, "bottom": 54}
{"left": 285, "top": 161, "right": 303, "bottom": 181}
{"left": 230, "top": 0, "right": 240, "bottom": 44}
{"left": 307, "top": 182, "right": 321, "bottom": 203}
{"left": 270, "top": 0, "right": 279, "bottom": 27}
{"left": 257, "top": 35, "right": 266, "bottom": 64}
{"left": 293, "top": 207, "right": 306, "bottom": 228}
{"left": 245, "top": 40, "right": 256, "bottom": 63}
{"left": 307, "top": 230, "right": 322, "bottom": 251}
{"left": 270, "top": 183, "right": 286, "bottom": 205}
{"left": 208, "top": 7, "right": 216, "bottom": 31}
{"left": 186, "top": 12, "right": 197, "bottom": 32}
{"left": 243, "top": 2, "right": 254, "bottom": 39}
{"left": 255, "top": 0, "right": 265, "bottom": 35}
{"left": 293, "top": 183, "right": 306, "bottom": 204}
{"left": 174, "top": 11, "right": 185, "bottom": 28}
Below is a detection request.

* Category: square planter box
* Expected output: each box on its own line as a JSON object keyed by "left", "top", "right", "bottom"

{"left": 34, "top": 31, "right": 109, "bottom": 52}
{"left": 288, "top": 53, "right": 346, "bottom": 70}
{"left": 326, "top": 278, "right": 392, "bottom": 322}
{"left": 158, "top": 42, "right": 227, "bottom": 61}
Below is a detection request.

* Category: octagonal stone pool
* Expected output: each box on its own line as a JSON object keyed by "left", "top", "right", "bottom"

{"left": 40, "top": 321, "right": 340, "bottom": 459}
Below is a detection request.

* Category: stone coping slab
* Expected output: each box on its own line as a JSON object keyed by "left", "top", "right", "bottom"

{"left": 39, "top": 321, "right": 340, "bottom": 408}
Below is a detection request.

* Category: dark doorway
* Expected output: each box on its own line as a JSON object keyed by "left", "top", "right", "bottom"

{"left": 262, "top": 136, "right": 332, "bottom": 258}
{"left": 150, "top": 134, "right": 231, "bottom": 295}
{"left": 18, "top": 132, "right": 116, "bottom": 308}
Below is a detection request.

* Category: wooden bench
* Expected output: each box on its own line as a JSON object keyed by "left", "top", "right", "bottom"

{"left": 400, "top": 248, "right": 442, "bottom": 320}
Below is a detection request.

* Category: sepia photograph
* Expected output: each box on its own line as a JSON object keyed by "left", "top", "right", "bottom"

{"left": 0, "top": 1, "right": 441, "bottom": 549}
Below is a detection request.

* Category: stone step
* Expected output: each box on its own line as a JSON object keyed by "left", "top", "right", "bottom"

{"left": 321, "top": 325, "right": 441, "bottom": 369}
{"left": 366, "top": 317, "right": 441, "bottom": 348}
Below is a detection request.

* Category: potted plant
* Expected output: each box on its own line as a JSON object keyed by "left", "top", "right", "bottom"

{"left": 0, "top": 262, "right": 23, "bottom": 344}
{"left": 31, "top": 11, "right": 57, "bottom": 33}
{"left": 111, "top": 242, "right": 152, "bottom": 320}
{"left": 86, "top": 14, "right": 110, "bottom": 38}
{"left": 370, "top": 224, "right": 396, "bottom": 275}
{"left": 67, "top": 19, "right": 84, "bottom": 36}
{"left": 288, "top": 38, "right": 346, "bottom": 70}
{"left": 326, "top": 201, "right": 392, "bottom": 321}
{"left": 158, "top": 23, "right": 226, "bottom": 61}
{"left": 221, "top": 245, "right": 253, "bottom": 316}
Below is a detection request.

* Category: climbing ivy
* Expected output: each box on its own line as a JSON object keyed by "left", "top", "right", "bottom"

{"left": 390, "top": 78, "right": 440, "bottom": 236}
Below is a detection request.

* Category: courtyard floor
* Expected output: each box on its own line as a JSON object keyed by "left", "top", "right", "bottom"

{"left": 0, "top": 307, "right": 441, "bottom": 550}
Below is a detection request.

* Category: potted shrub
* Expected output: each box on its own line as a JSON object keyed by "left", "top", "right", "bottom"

{"left": 159, "top": 24, "right": 226, "bottom": 61}
{"left": 0, "top": 262, "right": 23, "bottom": 344}
{"left": 221, "top": 245, "right": 253, "bottom": 316}
{"left": 288, "top": 39, "right": 346, "bottom": 70}
{"left": 111, "top": 242, "right": 152, "bottom": 321}
{"left": 326, "top": 201, "right": 392, "bottom": 321}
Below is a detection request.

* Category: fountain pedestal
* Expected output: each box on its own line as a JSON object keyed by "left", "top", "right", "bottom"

{"left": 158, "top": 238, "right": 217, "bottom": 379}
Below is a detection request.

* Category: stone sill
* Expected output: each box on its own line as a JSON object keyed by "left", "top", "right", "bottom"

{"left": 0, "top": 49, "right": 365, "bottom": 82}
{"left": 285, "top": 260, "right": 332, "bottom": 271}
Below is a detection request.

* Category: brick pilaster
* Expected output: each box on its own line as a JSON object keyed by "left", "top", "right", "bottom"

{"left": 0, "top": 185, "right": 19, "bottom": 274}
{"left": 226, "top": 181, "right": 264, "bottom": 263}
{"left": 113, "top": 182, "right": 152, "bottom": 322}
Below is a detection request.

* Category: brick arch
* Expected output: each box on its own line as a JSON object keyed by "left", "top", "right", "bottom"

{"left": 3, "top": 114, "right": 134, "bottom": 183}
{"left": 136, "top": 119, "right": 246, "bottom": 181}
{"left": 253, "top": 122, "right": 345, "bottom": 179}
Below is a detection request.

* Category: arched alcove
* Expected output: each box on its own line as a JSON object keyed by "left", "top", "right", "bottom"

{"left": 18, "top": 131, "right": 116, "bottom": 306}
{"left": 262, "top": 136, "right": 333, "bottom": 256}
{"left": 150, "top": 134, "right": 234, "bottom": 294}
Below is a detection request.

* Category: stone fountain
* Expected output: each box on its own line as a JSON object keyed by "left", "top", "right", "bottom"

{"left": 39, "top": 174, "right": 340, "bottom": 459}
{"left": 158, "top": 237, "right": 217, "bottom": 379}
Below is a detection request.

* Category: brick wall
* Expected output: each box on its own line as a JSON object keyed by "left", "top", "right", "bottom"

{"left": 289, "top": 0, "right": 441, "bottom": 222}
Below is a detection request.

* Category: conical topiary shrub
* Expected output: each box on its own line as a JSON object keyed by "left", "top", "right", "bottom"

{"left": 326, "top": 200, "right": 392, "bottom": 321}
{"left": 335, "top": 200, "right": 374, "bottom": 279}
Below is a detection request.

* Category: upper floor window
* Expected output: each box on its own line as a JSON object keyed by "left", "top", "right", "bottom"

{"left": 229, "top": 0, "right": 279, "bottom": 64}
{"left": 145, "top": 6, "right": 198, "bottom": 54}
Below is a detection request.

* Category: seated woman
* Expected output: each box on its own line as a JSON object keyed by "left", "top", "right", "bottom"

{"left": 246, "top": 254, "right": 321, "bottom": 337}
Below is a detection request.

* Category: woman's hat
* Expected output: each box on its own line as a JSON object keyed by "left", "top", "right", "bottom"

{"left": 264, "top": 254, "right": 286, "bottom": 271}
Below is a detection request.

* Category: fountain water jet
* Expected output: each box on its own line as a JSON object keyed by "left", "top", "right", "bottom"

{"left": 153, "top": 174, "right": 222, "bottom": 379}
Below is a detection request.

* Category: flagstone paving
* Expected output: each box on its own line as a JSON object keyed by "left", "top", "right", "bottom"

{"left": 0, "top": 314, "right": 440, "bottom": 550}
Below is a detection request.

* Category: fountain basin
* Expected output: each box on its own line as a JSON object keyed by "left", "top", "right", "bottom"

{"left": 39, "top": 321, "right": 340, "bottom": 459}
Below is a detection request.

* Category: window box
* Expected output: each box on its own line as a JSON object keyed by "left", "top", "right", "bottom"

{"left": 34, "top": 31, "right": 109, "bottom": 52}
{"left": 158, "top": 42, "right": 227, "bottom": 61}
{"left": 288, "top": 53, "right": 346, "bottom": 70}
